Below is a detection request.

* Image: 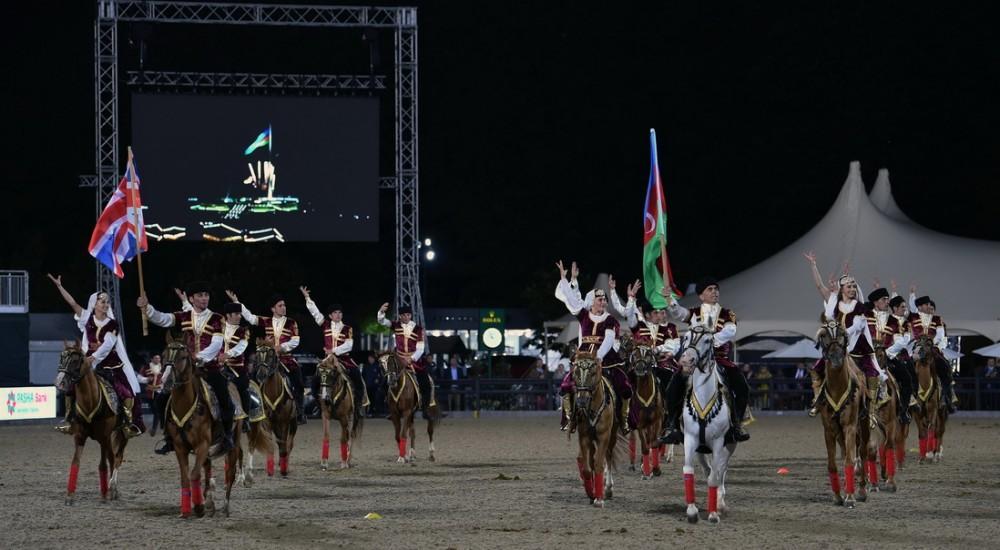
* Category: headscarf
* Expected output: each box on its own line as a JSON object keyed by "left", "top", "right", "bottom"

{"left": 76, "top": 292, "right": 141, "bottom": 394}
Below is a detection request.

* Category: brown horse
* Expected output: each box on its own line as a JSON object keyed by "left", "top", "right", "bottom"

{"left": 232, "top": 379, "right": 276, "bottom": 489}
{"left": 815, "top": 321, "right": 872, "bottom": 508}
{"left": 380, "top": 353, "right": 437, "bottom": 463}
{"left": 161, "top": 334, "right": 246, "bottom": 517}
{"left": 911, "top": 336, "right": 947, "bottom": 463}
{"left": 316, "top": 355, "right": 364, "bottom": 470}
{"left": 872, "top": 347, "right": 903, "bottom": 491}
{"left": 626, "top": 343, "right": 664, "bottom": 480}
{"left": 571, "top": 352, "right": 620, "bottom": 508}
{"left": 252, "top": 341, "right": 297, "bottom": 476}
{"left": 55, "top": 342, "right": 128, "bottom": 505}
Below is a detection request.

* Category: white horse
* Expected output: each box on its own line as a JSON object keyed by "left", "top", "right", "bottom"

{"left": 677, "top": 326, "right": 738, "bottom": 524}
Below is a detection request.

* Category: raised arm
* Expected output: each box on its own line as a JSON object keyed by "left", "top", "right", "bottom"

{"left": 175, "top": 287, "right": 192, "bottom": 312}
{"left": 47, "top": 274, "right": 84, "bottom": 316}
{"left": 803, "top": 252, "right": 832, "bottom": 302}
{"left": 226, "top": 290, "right": 259, "bottom": 325}
{"left": 300, "top": 286, "right": 324, "bottom": 325}
{"left": 908, "top": 284, "right": 917, "bottom": 314}
{"left": 554, "top": 260, "right": 585, "bottom": 315}
{"left": 136, "top": 295, "right": 176, "bottom": 327}
{"left": 377, "top": 302, "right": 392, "bottom": 327}
{"left": 660, "top": 286, "right": 690, "bottom": 323}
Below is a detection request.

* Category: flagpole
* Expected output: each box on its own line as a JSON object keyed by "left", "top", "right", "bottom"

{"left": 127, "top": 146, "right": 149, "bottom": 336}
{"left": 659, "top": 235, "right": 672, "bottom": 299}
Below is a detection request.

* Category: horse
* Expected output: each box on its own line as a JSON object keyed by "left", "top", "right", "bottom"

{"left": 626, "top": 343, "right": 665, "bottom": 480}
{"left": 230, "top": 372, "right": 276, "bottom": 489}
{"left": 55, "top": 342, "right": 128, "bottom": 505}
{"left": 570, "top": 352, "right": 620, "bottom": 508}
{"left": 160, "top": 334, "right": 242, "bottom": 518}
{"left": 675, "top": 326, "right": 737, "bottom": 524}
{"left": 815, "top": 320, "right": 872, "bottom": 508}
{"left": 911, "top": 336, "right": 948, "bottom": 463}
{"left": 315, "top": 355, "right": 364, "bottom": 470}
{"left": 379, "top": 353, "right": 437, "bottom": 463}
{"left": 252, "top": 341, "right": 298, "bottom": 476}
{"left": 872, "top": 346, "right": 902, "bottom": 491}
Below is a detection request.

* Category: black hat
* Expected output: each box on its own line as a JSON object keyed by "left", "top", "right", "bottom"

{"left": 223, "top": 302, "right": 242, "bottom": 314}
{"left": 269, "top": 293, "right": 285, "bottom": 307}
{"left": 325, "top": 303, "right": 343, "bottom": 315}
{"left": 915, "top": 295, "right": 931, "bottom": 307}
{"left": 398, "top": 305, "right": 413, "bottom": 315}
{"left": 889, "top": 296, "right": 905, "bottom": 309}
{"left": 638, "top": 298, "right": 655, "bottom": 313}
{"left": 695, "top": 277, "right": 719, "bottom": 296}
{"left": 867, "top": 288, "right": 890, "bottom": 303}
{"left": 929, "top": 300, "right": 936, "bottom": 309}
{"left": 187, "top": 280, "right": 211, "bottom": 295}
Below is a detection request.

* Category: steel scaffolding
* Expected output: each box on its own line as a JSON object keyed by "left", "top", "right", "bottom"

{"left": 94, "top": 0, "right": 422, "bottom": 325}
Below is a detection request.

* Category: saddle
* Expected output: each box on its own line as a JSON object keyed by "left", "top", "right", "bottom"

{"left": 76, "top": 377, "right": 118, "bottom": 423}
{"left": 317, "top": 365, "right": 353, "bottom": 408}
{"left": 246, "top": 381, "right": 267, "bottom": 423}
{"left": 259, "top": 370, "right": 294, "bottom": 412}
{"left": 167, "top": 379, "right": 221, "bottom": 428}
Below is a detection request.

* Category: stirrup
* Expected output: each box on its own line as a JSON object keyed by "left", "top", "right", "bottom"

{"left": 154, "top": 438, "right": 174, "bottom": 455}
{"left": 729, "top": 425, "right": 750, "bottom": 442}
{"left": 124, "top": 424, "right": 142, "bottom": 438}
{"left": 659, "top": 429, "right": 683, "bottom": 446}
{"left": 808, "top": 406, "right": 819, "bottom": 417}
{"left": 54, "top": 420, "right": 74, "bottom": 434}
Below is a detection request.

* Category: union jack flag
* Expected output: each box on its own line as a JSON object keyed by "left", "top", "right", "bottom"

{"left": 88, "top": 151, "right": 148, "bottom": 278}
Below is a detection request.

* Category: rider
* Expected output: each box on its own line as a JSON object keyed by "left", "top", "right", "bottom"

{"left": 554, "top": 261, "right": 632, "bottom": 435}
{"left": 301, "top": 286, "right": 369, "bottom": 412}
{"left": 227, "top": 290, "right": 307, "bottom": 424}
{"left": 660, "top": 277, "right": 750, "bottom": 444}
{"left": 907, "top": 291, "right": 957, "bottom": 413}
{"left": 804, "top": 254, "right": 886, "bottom": 424}
{"left": 377, "top": 302, "right": 436, "bottom": 417}
{"left": 869, "top": 286, "right": 915, "bottom": 422}
{"left": 138, "top": 281, "right": 234, "bottom": 455}
{"left": 220, "top": 302, "right": 252, "bottom": 426}
{"left": 49, "top": 275, "right": 144, "bottom": 437}
{"left": 612, "top": 279, "right": 680, "bottom": 398}
{"left": 884, "top": 293, "right": 916, "bottom": 424}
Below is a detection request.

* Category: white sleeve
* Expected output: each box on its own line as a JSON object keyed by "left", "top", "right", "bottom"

{"left": 281, "top": 336, "right": 300, "bottom": 353}
{"left": 181, "top": 299, "right": 192, "bottom": 312}
{"left": 713, "top": 322, "right": 737, "bottom": 347}
{"left": 887, "top": 332, "right": 910, "bottom": 359}
{"left": 935, "top": 326, "right": 947, "bottom": 350}
{"left": 332, "top": 338, "right": 353, "bottom": 355}
{"left": 240, "top": 303, "right": 259, "bottom": 326}
{"left": 411, "top": 340, "right": 425, "bottom": 361}
{"left": 145, "top": 304, "right": 176, "bottom": 327}
{"left": 659, "top": 337, "right": 680, "bottom": 356}
{"left": 908, "top": 293, "right": 917, "bottom": 314}
{"left": 305, "top": 299, "right": 324, "bottom": 325}
{"left": 91, "top": 331, "right": 117, "bottom": 362}
{"left": 582, "top": 289, "right": 595, "bottom": 310}
{"left": 596, "top": 328, "right": 615, "bottom": 360}
{"left": 196, "top": 334, "right": 223, "bottom": 362}
{"left": 823, "top": 294, "right": 838, "bottom": 321}
{"left": 226, "top": 337, "right": 248, "bottom": 358}
{"left": 137, "top": 373, "right": 150, "bottom": 384}
{"left": 555, "top": 279, "right": 585, "bottom": 315}
{"left": 845, "top": 315, "right": 866, "bottom": 338}
{"left": 609, "top": 291, "right": 633, "bottom": 319}
{"left": 666, "top": 297, "right": 690, "bottom": 323}
{"left": 376, "top": 309, "right": 392, "bottom": 327}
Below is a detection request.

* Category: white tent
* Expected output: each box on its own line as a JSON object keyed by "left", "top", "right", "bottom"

{"left": 737, "top": 338, "right": 788, "bottom": 351}
{"left": 762, "top": 339, "right": 822, "bottom": 360}
{"left": 682, "top": 162, "right": 1000, "bottom": 341}
{"left": 972, "top": 342, "right": 1000, "bottom": 358}
{"left": 869, "top": 169, "right": 915, "bottom": 225}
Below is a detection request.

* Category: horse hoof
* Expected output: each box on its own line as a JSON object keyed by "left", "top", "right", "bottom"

{"left": 628, "top": 464, "right": 636, "bottom": 472}
{"left": 397, "top": 457, "right": 406, "bottom": 464}
{"left": 687, "top": 513, "right": 699, "bottom": 524}
{"left": 641, "top": 475, "right": 651, "bottom": 481}
{"left": 194, "top": 505, "right": 205, "bottom": 518}
{"left": 887, "top": 483, "right": 897, "bottom": 493}
{"left": 857, "top": 492, "right": 868, "bottom": 503}
{"left": 65, "top": 496, "right": 74, "bottom": 506}
{"left": 834, "top": 496, "right": 844, "bottom": 506}
{"left": 243, "top": 478, "right": 254, "bottom": 489}
{"left": 708, "top": 513, "right": 720, "bottom": 524}
{"left": 340, "top": 462, "right": 349, "bottom": 470}
{"left": 844, "top": 497, "right": 856, "bottom": 509}
{"left": 429, "top": 454, "right": 435, "bottom": 462}
{"left": 593, "top": 499, "right": 605, "bottom": 509}
{"left": 321, "top": 462, "right": 328, "bottom": 471}
{"left": 179, "top": 512, "right": 191, "bottom": 519}
{"left": 652, "top": 468, "right": 662, "bottom": 477}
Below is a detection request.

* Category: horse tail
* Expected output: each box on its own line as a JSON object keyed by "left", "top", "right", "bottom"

{"left": 606, "top": 432, "right": 628, "bottom": 472}
{"left": 351, "top": 407, "right": 364, "bottom": 441}
{"left": 250, "top": 419, "right": 276, "bottom": 456}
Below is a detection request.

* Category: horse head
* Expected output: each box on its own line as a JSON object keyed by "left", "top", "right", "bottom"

{"left": 162, "top": 331, "right": 195, "bottom": 387}
{"left": 911, "top": 335, "right": 936, "bottom": 362}
{"left": 252, "top": 338, "right": 280, "bottom": 382}
{"left": 678, "top": 326, "right": 714, "bottom": 374}
{"left": 628, "top": 343, "right": 657, "bottom": 377}
{"left": 55, "top": 340, "right": 86, "bottom": 391}
{"left": 571, "top": 352, "right": 601, "bottom": 410}
{"left": 815, "top": 319, "right": 848, "bottom": 370}
{"left": 315, "top": 354, "right": 343, "bottom": 395}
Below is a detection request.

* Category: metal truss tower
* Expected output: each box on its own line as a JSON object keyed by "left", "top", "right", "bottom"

{"left": 94, "top": 0, "right": 422, "bottom": 325}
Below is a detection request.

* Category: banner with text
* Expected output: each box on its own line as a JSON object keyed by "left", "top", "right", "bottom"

{"left": 3, "top": 386, "right": 57, "bottom": 421}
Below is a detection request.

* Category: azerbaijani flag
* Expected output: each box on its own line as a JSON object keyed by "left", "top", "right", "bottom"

{"left": 642, "top": 129, "right": 682, "bottom": 308}
{"left": 244, "top": 125, "right": 272, "bottom": 156}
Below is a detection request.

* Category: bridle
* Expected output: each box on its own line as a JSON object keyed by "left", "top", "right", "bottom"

{"left": 912, "top": 335, "right": 935, "bottom": 361}
{"left": 629, "top": 344, "right": 656, "bottom": 377}
{"left": 379, "top": 353, "right": 402, "bottom": 389}
{"left": 818, "top": 321, "right": 847, "bottom": 367}
{"left": 253, "top": 345, "right": 280, "bottom": 382}
{"left": 56, "top": 347, "right": 86, "bottom": 390}
{"left": 681, "top": 326, "right": 712, "bottom": 373}
{"left": 162, "top": 340, "right": 194, "bottom": 387}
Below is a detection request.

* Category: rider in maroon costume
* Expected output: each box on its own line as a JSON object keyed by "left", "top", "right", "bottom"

{"left": 377, "top": 302, "right": 436, "bottom": 416}
{"left": 302, "top": 286, "right": 369, "bottom": 412}
{"left": 555, "top": 261, "right": 633, "bottom": 435}
{"left": 907, "top": 292, "right": 957, "bottom": 413}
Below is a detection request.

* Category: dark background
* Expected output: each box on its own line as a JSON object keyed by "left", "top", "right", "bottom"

{"left": 133, "top": 93, "right": 379, "bottom": 241}
{"left": 3, "top": 1, "right": 999, "bottom": 347}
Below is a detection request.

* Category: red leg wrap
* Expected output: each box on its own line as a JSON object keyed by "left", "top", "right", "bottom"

{"left": 581, "top": 471, "right": 594, "bottom": 499}
{"left": 642, "top": 452, "right": 652, "bottom": 477}
{"left": 398, "top": 438, "right": 408, "bottom": 458}
{"left": 896, "top": 442, "right": 906, "bottom": 465}
{"left": 929, "top": 435, "right": 937, "bottom": 452}
{"left": 919, "top": 437, "right": 927, "bottom": 458}
{"left": 67, "top": 463, "right": 79, "bottom": 494}
{"left": 191, "top": 481, "right": 203, "bottom": 506}
{"left": 279, "top": 456, "right": 288, "bottom": 474}
{"left": 99, "top": 468, "right": 109, "bottom": 496}
{"left": 180, "top": 488, "right": 192, "bottom": 515}
{"left": 576, "top": 458, "right": 585, "bottom": 478}
{"left": 708, "top": 486, "right": 718, "bottom": 513}
{"left": 886, "top": 449, "right": 896, "bottom": 478}
{"left": 652, "top": 448, "right": 661, "bottom": 469}
{"left": 866, "top": 460, "right": 878, "bottom": 485}
{"left": 593, "top": 473, "right": 605, "bottom": 501}
{"left": 340, "top": 442, "right": 349, "bottom": 462}
{"left": 845, "top": 466, "right": 855, "bottom": 494}
{"left": 322, "top": 439, "right": 330, "bottom": 460}
{"left": 266, "top": 455, "right": 275, "bottom": 476}
{"left": 684, "top": 472, "right": 695, "bottom": 504}
{"left": 829, "top": 471, "right": 841, "bottom": 494}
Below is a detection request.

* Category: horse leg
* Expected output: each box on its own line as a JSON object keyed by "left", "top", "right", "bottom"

{"left": 280, "top": 419, "right": 294, "bottom": 477}
{"left": 843, "top": 421, "right": 858, "bottom": 508}
{"left": 339, "top": 416, "right": 351, "bottom": 469}
{"left": 223, "top": 444, "right": 238, "bottom": 517}
{"left": 189, "top": 442, "right": 208, "bottom": 518}
{"left": 628, "top": 431, "right": 637, "bottom": 472}
{"left": 110, "top": 430, "right": 127, "bottom": 501}
{"left": 933, "top": 411, "right": 946, "bottom": 462}
{"left": 203, "top": 458, "right": 216, "bottom": 517}
{"left": 593, "top": 434, "right": 609, "bottom": 508}
{"left": 683, "top": 427, "right": 700, "bottom": 523}
{"left": 65, "top": 434, "right": 86, "bottom": 505}
{"left": 651, "top": 415, "right": 664, "bottom": 476}
{"left": 245, "top": 439, "right": 256, "bottom": 486}
{"left": 427, "top": 412, "right": 436, "bottom": 462}
{"left": 321, "top": 406, "right": 331, "bottom": 470}
{"left": 824, "top": 421, "right": 843, "bottom": 506}
{"left": 175, "top": 446, "right": 192, "bottom": 518}
{"left": 707, "top": 443, "right": 731, "bottom": 524}
{"left": 98, "top": 439, "right": 110, "bottom": 502}
{"left": 407, "top": 411, "right": 417, "bottom": 463}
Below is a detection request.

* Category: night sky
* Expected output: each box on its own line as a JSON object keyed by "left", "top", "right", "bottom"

{"left": 4, "top": 2, "right": 999, "bottom": 335}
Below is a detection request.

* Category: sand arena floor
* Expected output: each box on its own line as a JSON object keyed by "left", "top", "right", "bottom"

{"left": 1, "top": 414, "right": 998, "bottom": 549}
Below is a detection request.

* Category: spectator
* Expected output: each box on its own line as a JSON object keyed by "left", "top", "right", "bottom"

{"left": 753, "top": 365, "right": 773, "bottom": 410}
{"left": 985, "top": 358, "right": 998, "bottom": 378}
{"left": 138, "top": 354, "right": 165, "bottom": 436}
{"left": 444, "top": 355, "right": 466, "bottom": 411}
{"left": 362, "top": 353, "right": 384, "bottom": 417}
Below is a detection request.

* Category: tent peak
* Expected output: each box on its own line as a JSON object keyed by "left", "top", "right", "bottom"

{"left": 870, "top": 167, "right": 914, "bottom": 224}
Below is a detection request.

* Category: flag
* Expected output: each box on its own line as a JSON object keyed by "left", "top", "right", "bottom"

{"left": 88, "top": 152, "right": 148, "bottom": 278}
{"left": 642, "top": 129, "right": 682, "bottom": 308}
{"left": 244, "top": 125, "right": 272, "bottom": 156}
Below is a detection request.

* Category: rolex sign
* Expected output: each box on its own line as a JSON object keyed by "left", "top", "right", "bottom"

{"left": 479, "top": 309, "right": 506, "bottom": 351}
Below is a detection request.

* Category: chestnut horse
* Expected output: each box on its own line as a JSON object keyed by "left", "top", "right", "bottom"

{"left": 55, "top": 342, "right": 128, "bottom": 505}
{"left": 815, "top": 320, "right": 872, "bottom": 508}
{"left": 252, "top": 342, "right": 297, "bottom": 476}
{"left": 161, "top": 334, "right": 242, "bottom": 518}
{"left": 316, "top": 355, "right": 364, "bottom": 470}
{"left": 380, "top": 353, "right": 437, "bottom": 463}
{"left": 911, "top": 336, "right": 948, "bottom": 463}
{"left": 872, "top": 346, "right": 902, "bottom": 491}
{"left": 571, "top": 352, "right": 620, "bottom": 508}
{"left": 626, "top": 343, "right": 664, "bottom": 480}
